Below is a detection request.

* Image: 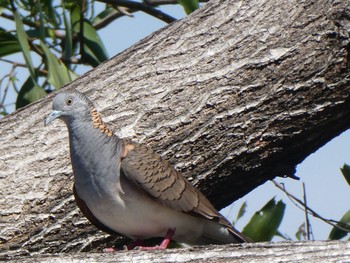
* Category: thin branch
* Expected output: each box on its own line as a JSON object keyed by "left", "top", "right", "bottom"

{"left": 98, "top": 0, "right": 176, "bottom": 24}
{"left": 0, "top": 58, "right": 48, "bottom": 77}
{"left": 79, "top": 3, "right": 86, "bottom": 62}
{"left": 0, "top": 58, "right": 28, "bottom": 68}
{"left": 144, "top": 0, "right": 208, "bottom": 6}
{"left": 302, "top": 183, "right": 312, "bottom": 240}
{"left": 1, "top": 12, "right": 38, "bottom": 28}
{"left": 272, "top": 180, "right": 350, "bottom": 234}
{"left": 93, "top": 8, "right": 132, "bottom": 30}
{"left": 0, "top": 65, "right": 17, "bottom": 114}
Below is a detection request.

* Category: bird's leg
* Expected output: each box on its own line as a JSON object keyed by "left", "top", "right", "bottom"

{"left": 139, "top": 228, "right": 176, "bottom": 251}
{"left": 103, "top": 247, "right": 117, "bottom": 253}
{"left": 158, "top": 228, "right": 175, "bottom": 249}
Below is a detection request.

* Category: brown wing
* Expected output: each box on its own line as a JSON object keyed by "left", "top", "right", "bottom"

{"left": 120, "top": 142, "right": 234, "bottom": 226}
{"left": 121, "top": 141, "right": 251, "bottom": 242}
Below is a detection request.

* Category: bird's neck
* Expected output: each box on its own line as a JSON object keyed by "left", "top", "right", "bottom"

{"left": 66, "top": 107, "right": 115, "bottom": 141}
{"left": 89, "top": 108, "right": 114, "bottom": 137}
{"left": 68, "top": 108, "right": 123, "bottom": 196}
{"left": 66, "top": 108, "right": 123, "bottom": 185}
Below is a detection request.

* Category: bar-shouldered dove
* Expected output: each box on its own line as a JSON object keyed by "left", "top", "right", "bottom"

{"left": 45, "top": 91, "right": 251, "bottom": 250}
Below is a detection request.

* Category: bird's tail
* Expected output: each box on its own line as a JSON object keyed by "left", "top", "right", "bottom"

{"left": 197, "top": 216, "right": 252, "bottom": 244}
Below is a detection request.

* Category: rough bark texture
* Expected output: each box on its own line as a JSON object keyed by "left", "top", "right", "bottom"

{"left": 4, "top": 241, "right": 350, "bottom": 262}
{"left": 0, "top": 0, "right": 350, "bottom": 259}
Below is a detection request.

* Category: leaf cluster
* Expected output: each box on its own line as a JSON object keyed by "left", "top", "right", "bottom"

{"left": 0, "top": 0, "right": 200, "bottom": 115}
{"left": 235, "top": 164, "right": 350, "bottom": 242}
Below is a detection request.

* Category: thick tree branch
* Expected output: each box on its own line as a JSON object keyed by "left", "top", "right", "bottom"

{"left": 3, "top": 241, "right": 350, "bottom": 262}
{"left": 0, "top": 0, "right": 349, "bottom": 257}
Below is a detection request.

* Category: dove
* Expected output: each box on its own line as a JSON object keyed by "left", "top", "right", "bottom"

{"left": 45, "top": 91, "right": 250, "bottom": 250}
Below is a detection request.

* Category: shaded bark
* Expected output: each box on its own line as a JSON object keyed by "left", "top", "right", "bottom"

{"left": 0, "top": 0, "right": 349, "bottom": 257}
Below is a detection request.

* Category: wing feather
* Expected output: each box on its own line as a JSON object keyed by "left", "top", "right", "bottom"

{"left": 120, "top": 142, "right": 219, "bottom": 219}
{"left": 119, "top": 141, "right": 251, "bottom": 243}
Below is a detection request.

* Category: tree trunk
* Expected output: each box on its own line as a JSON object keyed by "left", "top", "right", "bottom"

{"left": 3, "top": 241, "right": 350, "bottom": 262}
{"left": 0, "top": 0, "right": 349, "bottom": 257}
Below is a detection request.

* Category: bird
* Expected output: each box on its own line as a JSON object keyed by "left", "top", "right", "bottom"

{"left": 45, "top": 91, "right": 251, "bottom": 250}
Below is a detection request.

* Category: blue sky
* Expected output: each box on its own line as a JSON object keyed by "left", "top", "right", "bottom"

{"left": 1, "top": 3, "right": 349, "bottom": 241}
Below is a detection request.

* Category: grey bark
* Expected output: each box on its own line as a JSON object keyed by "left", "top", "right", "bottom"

{"left": 0, "top": 0, "right": 349, "bottom": 259}
{"left": 5, "top": 241, "right": 350, "bottom": 262}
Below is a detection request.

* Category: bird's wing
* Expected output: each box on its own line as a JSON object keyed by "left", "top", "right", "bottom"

{"left": 120, "top": 142, "right": 223, "bottom": 221}
{"left": 120, "top": 141, "right": 251, "bottom": 243}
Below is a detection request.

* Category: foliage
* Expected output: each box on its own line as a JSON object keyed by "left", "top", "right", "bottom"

{"left": 340, "top": 163, "right": 350, "bottom": 187}
{"left": 178, "top": 0, "right": 199, "bottom": 14}
{"left": 0, "top": 0, "right": 199, "bottom": 114}
{"left": 235, "top": 162, "right": 350, "bottom": 242}
{"left": 329, "top": 210, "right": 350, "bottom": 240}
{"left": 328, "top": 164, "right": 350, "bottom": 240}
{"left": 241, "top": 198, "right": 286, "bottom": 242}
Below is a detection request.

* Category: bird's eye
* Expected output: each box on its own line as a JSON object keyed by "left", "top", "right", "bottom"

{"left": 66, "top": 98, "right": 73, "bottom": 106}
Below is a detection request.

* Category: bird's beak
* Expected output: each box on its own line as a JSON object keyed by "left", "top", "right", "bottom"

{"left": 45, "top": 110, "right": 62, "bottom": 126}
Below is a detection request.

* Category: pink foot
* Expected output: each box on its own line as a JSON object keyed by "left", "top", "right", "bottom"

{"left": 103, "top": 247, "right": 117, "bottom": 253}
{"left": 102, "top": 228, "right": 176, "bottom": 252}
{"left": 139, "top": 228, "right": 176, "bottom": 251}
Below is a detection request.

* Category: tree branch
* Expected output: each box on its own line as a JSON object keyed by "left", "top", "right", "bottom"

{"left": 0, "top": 0, "right": 349, "bottom": 256}
{"left": 98, "top": 0, "right": 176, "bottom": 23}
{"left": 2, "top": 241, "right": 350, "bottom": 262}
{"left": 143, "top": 0, "right": 207, "bottom": 6}
{"left": 273, "top": 181, "right": 350, "bottom": 233}
{"left": 1, "top": 12, "right": 38, "bottom": 28}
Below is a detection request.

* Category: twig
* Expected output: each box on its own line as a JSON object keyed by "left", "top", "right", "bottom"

{"left": 144, "top": 0, "right": 208, "bottom": 6}
{"left": 1, "top": 12, "right": 38, "bottom": 28}
{"left": 79, "top": 3, "right": 86, "bottom": 62}
{"left": 0, "top": 58, "right": 48, "bottom": 75}
{"left": 93, "top": 8, "right": 131, "bottom": 30}
{"left": 272, "top": 180, "right": 350, "bottom": 233}
{"left": 0, "top": 66, "right": 17, "bottom": 114}
{"left": 302, "top": 183, "right": 312, "bottom": 240}
{"left": 0, "top": 58, "right": 27, "bottom": 68}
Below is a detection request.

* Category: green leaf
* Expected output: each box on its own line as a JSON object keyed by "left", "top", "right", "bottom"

{"left": 236, "top": 201, "right": 247, "bottom": 222}
{"left": 329, "top": 210, "right": 350, "bottom": 240}
{"left": 62, "top": 7, "right": 73, "bottom": 61}
{"left": 178, "top": 0, "right": 199, "bottom": 15}
{"left": 40, "top": 41, "right": 73, "bottom": 89}
{"left": 14, "top": 10, "right": 39, "bottom": 88}
{"left": 40, "top": 0, "right": 60, "bottom": 27}
{"left": 242, "top": 198, "right": 286, "bottom": 242}
{"left": 275, "top": 230, "right": 288, "bottom": 240}
{"left": 16, "top": 76, "right": 46, "bottom": 109}
{"left": 92, "top": 7, "right": 119, "bottom": 26}
{"left": 70, "top": 5, "right": 80, "bottom": 28}
{"left": 81, "top": 21, "right": 109, "bottom": 66}
{"left": 71, "top": 6, "right": 108, "bottom": 67}
{"left": 0, "top": 28, "right": 21, "bottom": 56}
{"left": 36, "top": 0, "right": 46, "bottom": 41}
{"left": 295, "top": 223, "right": 306, "bottom": 241}
{"left": 0, "top": 0, "right": 10, "bottom": 14}
{"left": 340, "top": 164, "right": 350, "bottom": 187}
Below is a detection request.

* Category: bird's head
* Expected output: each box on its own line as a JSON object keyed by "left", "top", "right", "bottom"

{"left": 45, "top": 92, "right": 93, "bottom": 126}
